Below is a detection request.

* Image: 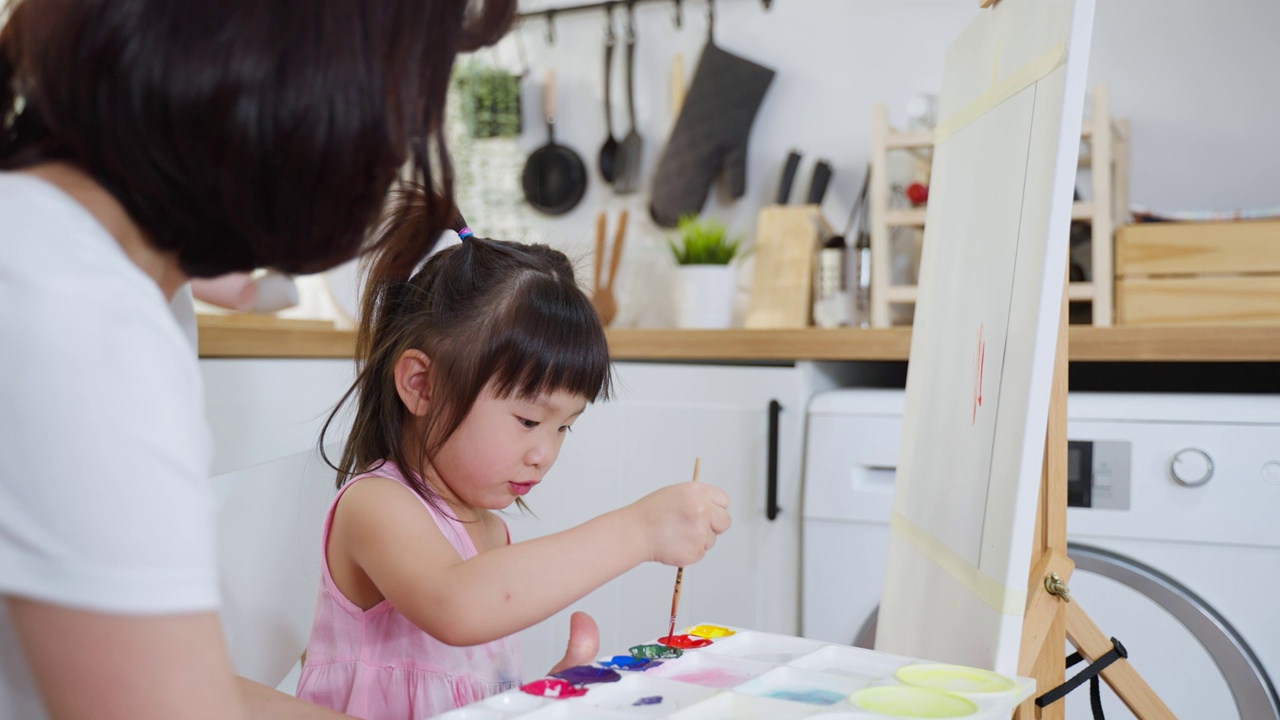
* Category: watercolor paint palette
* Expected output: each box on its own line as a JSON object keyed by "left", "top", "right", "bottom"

{"left": 429, "top": 625, "right": 1035, "bottom": 720}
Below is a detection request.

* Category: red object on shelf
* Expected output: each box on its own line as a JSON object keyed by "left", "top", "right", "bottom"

{"left": 906, "top": 182, "right": 930, "bottom": 205}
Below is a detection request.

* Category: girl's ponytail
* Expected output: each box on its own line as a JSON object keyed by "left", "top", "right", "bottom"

{"left": 323, "top": 188, "right": 463, "bottom": 492}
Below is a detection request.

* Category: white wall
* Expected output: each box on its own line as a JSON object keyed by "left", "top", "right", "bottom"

{"left": 486, "top": 0, "right": 1280, "bottom": 326}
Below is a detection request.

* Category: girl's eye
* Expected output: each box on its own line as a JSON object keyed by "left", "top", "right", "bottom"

{"left": 518, "top": 417, "right": 539, "bottom": 429}
{"left": 558, "top": 425, "right": 573, "bottom": 434}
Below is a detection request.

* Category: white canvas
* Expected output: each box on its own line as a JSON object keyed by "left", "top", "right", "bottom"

{"left": 875, "top": 0, "right": 1096, "bottom": 676}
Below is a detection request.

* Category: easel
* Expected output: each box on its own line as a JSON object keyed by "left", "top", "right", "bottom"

{"left": 1013, "top": 277, "right": 1175, "bottom": 720}
{"left": 967, "top": 2, "right": 1172, "bottom": 716}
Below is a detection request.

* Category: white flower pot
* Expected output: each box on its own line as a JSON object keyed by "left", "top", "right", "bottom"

{"left": 675, "top": 264, "right": 737, "bottom": 329}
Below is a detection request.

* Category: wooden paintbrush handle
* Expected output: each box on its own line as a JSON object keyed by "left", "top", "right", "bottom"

{"left": 668, "top": 457, "right": 702, "bottom": 635}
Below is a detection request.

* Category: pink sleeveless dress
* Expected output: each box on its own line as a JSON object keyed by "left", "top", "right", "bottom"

{"left": 297, "top": 462, "right": 523, "bottom": 719}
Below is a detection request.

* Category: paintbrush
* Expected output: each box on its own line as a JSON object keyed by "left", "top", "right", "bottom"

{"left": 667, "top": 457, "right": 701, "bottom": 644}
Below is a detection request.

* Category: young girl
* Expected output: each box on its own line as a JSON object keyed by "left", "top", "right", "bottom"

{"left": 298, "top": 202, "right": 732, "bottom": 719}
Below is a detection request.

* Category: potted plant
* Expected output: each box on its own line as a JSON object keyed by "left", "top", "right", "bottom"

{"left": 667, "top": 215, "right": 743, "bottom": 329}
{"left": 452, "top": 61, "right": 522, "bottom": 139}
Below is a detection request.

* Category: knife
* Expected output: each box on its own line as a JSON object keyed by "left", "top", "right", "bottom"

{"left": 775, "top": 150, "right": 802, "bottom": 205}
{"left": 806, "top": 160, "right": 833, "bottom": 205}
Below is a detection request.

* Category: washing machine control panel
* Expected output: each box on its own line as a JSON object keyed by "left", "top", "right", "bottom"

{"left": 1067, "top": 440, "right": 1132, "bottom": 510}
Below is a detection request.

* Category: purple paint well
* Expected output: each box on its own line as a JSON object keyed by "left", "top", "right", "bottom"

{"left": 550, "top": 665, "right": 622, "bottom": 685}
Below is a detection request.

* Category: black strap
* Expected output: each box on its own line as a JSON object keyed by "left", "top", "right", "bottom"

{"left": 1035, "top": 638, "right": 1129, "bottom": 719}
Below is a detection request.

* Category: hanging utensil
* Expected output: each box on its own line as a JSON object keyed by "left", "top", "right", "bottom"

{"left": 613, "top": 2, "right": 643, "bottom": 194}
{"left": 598, "top": 8, "right": 620, "bottom": 183}
{"left": 671, "top": 52, "right": 686, "bottom": 121}
{"left": 522, "top": 70, "right": 587, "bottom": 216}
{"left": 592, "top": 210, "right": 628, "bottom": 326}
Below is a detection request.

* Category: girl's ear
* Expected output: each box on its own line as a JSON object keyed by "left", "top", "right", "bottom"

{"left": 394, "top": 349, "right": 435, "bottom": 416}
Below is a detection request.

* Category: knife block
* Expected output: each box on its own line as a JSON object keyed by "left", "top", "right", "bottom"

{"left": 745, "top": 204, "right": 830, "bottom": 329}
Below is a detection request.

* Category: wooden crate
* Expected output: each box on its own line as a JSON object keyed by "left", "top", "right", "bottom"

{"left": 1115, "top": 219, "right": 1280, "bottom": 325}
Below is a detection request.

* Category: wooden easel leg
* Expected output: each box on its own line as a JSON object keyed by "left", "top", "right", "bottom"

{"left": 1014, "top": 276, "right": 1072, "bottom": 720}
{"left": 1064, "top": 600, "right": 1177, "bottom": 719}
{"left": 1015, "top": 274, "right": 1174, "bottom": 719}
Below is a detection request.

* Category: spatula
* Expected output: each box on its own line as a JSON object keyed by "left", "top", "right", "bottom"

{"left": 613, "top": 3, "right": 642, "bottom": 194}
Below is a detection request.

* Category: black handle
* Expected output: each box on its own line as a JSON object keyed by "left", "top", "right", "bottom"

{"left": 766, "top": 399, "right": 782, "bottom": 521}
{"left": 602, "top": 26, "right": 615, "bottom": 131}
{"left": 807, "top": 160, "right": 833, "bottom": 205}
{"left": 776, "top": 151, "right": 801, "bottom": 205}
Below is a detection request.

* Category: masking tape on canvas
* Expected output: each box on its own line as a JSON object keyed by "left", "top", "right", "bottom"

{"left": 932, "top": 42, "right": 1068, "bottom": 145}
{"left": 890, "top": 509, "right": 1027, "bottom": 615}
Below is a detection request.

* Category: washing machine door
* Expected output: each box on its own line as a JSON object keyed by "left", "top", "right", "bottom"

{"left": 854, "top": 544, "right": 1279, "bottom": 719}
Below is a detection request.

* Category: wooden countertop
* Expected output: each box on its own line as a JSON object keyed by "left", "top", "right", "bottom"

{"left": 197, "top": 315, "right": 1280, "bottom": 362}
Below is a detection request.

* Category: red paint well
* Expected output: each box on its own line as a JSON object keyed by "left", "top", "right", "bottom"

{"left": 657, "top": 633, "right": 713, "bottom": 649}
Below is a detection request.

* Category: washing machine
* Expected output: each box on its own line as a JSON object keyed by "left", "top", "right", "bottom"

{"left": 801, "top": 389, "right": 1280, "bottom": 719}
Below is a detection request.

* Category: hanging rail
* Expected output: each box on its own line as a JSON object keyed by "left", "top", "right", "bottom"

{"left": 518, "top": 0, "right": 769, "bottom": 28}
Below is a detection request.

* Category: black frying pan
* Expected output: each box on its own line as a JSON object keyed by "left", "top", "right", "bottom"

{"left": 522, "top": 71, "right": 587, "bottom": 216}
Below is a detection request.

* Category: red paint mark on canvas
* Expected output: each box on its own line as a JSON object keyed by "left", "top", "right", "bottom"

{"left": 972, "top": 324, "right": 986, "bottom": 425}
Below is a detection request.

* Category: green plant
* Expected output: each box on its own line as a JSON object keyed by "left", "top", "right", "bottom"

{"left": 452, "top": 61, "right": 522, "bottom": 139}
{"left": 667, "top": 215, "right": 743, "bottom": 265}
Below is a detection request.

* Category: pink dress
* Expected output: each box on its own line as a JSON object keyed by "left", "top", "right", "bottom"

{"left": 298, "top": 462, "right": 523, "bottom": 719}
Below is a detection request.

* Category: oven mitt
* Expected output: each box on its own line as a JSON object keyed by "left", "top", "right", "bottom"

{"left": 649, "top": 43, "right": 775, "bottom": 228}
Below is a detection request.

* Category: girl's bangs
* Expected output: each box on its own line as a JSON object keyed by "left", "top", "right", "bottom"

{"left": 484, "top": 276, "right": 611, "bottom": 403}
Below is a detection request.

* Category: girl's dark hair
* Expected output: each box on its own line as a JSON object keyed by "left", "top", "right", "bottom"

{"left": 0, "top": 0, "right": 514, "bottom": 277}
{"left": 321, "top": 192, "right": 612, "bottom": 514}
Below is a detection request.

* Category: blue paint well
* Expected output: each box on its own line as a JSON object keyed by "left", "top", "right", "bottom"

{"left": 762, "top": 688, "right": 847, "bottom": 705}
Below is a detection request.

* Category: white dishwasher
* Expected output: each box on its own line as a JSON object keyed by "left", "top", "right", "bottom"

{"left": 801, "top": 389, "right": 1280, "bottom": 719}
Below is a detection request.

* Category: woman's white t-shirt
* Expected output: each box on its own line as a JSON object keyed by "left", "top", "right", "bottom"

{"left": 0, "top": 173, "right": 218, "bottom": 717}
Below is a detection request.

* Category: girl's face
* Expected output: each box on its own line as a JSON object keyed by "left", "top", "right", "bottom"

{"left": 429, "top": 383, "right": 588, "bottom": 512}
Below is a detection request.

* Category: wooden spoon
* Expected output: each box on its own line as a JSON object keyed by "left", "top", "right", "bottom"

{"left": 593, "top": 210, "right": 628, "bottom": 326}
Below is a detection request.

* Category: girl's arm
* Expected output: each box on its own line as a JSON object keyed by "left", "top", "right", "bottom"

{"left": 336, "top": 479, "right": 730, "bottom": 646}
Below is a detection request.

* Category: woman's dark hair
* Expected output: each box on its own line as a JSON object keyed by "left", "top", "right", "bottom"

{"left": 0, "top": 0, "right": 515, "bottom": 277}
{"left": 321, "top": 191, "right": 612, "bottom": 514}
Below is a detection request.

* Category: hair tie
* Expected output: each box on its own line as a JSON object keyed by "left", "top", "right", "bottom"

{"left": 458, "top": 227, "right": 474, "bottom": 240}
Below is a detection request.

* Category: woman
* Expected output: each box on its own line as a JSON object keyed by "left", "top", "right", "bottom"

{"left": 0, "top": 1, "right": 515, "bottom": 717}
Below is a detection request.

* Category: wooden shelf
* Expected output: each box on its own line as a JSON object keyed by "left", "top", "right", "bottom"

{"left": 885, "top": 208, "right": 928, "bottom": 227}
{"left": 880, "top": 282, "right": 1094, "bottom": 305}
{"left": 198, "top": 315, "right": 356, "bottom": 358}
{"left": 870, "top": 88, "right": 1125, "bottom": 328}
{"left": 885, "top": 120, "right": 1100, "bottom": 150}
{"left": 884, "top": 202, "right": 1093, "bottom": 229}
{"left": 1067, "top": 282, "right": 1095, "bottom": 301}
{"left": 197, "top": 319, "right": 1280, "bottom": 363}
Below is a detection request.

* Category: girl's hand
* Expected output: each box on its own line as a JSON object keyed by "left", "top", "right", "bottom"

{"left": 628, "top": 482, "right": 732, "bottom": 566}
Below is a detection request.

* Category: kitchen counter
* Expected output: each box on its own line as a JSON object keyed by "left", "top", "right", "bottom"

{"left": 197, "top": 315, "right": 1280, "bottom": 362}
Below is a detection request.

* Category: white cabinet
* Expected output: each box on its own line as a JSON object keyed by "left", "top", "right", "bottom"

{"left": 509, "top": 361, "right": 853, "bottom": 676}
{"left": 201, "top": 358, "right": 355, "bottom": 687}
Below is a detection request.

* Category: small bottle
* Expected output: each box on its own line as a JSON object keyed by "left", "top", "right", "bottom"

{"left": 814, "top": 235, "right": 851, "bottom": 328}
{"left": 818, "top": 235, "right": 846, "bottom": 298}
